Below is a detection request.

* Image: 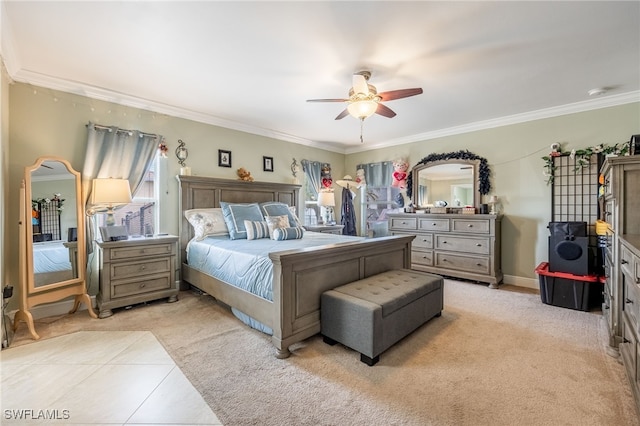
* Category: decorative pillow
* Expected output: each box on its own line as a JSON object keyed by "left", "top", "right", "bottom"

{"left": 244, "top": 220, "right": 269, "bottom": 240}
{"left": 273, "top": 226, "right": 305, "bottom": 241}
{"left": 265, "top": 215, "right": 290, "bottom": 239}
{"left": 184, "top": 208, "right": 228, "bottom": 241}
{"left": 220, "top": 202, "right": 264, "bottom": 240}
{"left": 260, "top": 202, "right": 302, "bottom": 228}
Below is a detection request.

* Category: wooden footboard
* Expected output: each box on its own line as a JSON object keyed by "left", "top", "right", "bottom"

{"left": 177, "top": 175, "right": 414, "bottom": 358}
{"left": 182, "top": 234, "right": 413, "bottom": 358}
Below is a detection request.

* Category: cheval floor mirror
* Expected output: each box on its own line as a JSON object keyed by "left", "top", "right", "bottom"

{"left": 14, "top": 156, "right": 97, "bottom": 340}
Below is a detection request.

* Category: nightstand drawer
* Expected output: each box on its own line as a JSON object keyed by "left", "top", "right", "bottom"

{"left": 111, "top": 258, "right": 171, "bottom": 280}
{"left": 109, "top": 243, "right": 174, "bottom": 260}
{"left": 112, "top": 274, "right": 172, "bottom": 299}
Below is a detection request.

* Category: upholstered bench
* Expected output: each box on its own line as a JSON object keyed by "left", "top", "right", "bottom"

{"left": 321, "top": 269, "right": 443, "bottom": 366}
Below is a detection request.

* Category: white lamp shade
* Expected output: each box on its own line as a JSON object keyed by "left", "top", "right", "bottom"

{"left": 89, "top": 178, "right": 132, "bottom": 207}
{"left": 317, "top": 191, "right": 336, "bottom": 207}
{"left": 489, "top": 195, "right": 499, "bottom": 204}
{"left": 347, "top": 100, "right": 378, "bottom": 119}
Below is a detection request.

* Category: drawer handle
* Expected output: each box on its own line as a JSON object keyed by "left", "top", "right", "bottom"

{"left": 476, "top": 263, "right": 482, "bottom": 266}
{"left": 422, "top": 256, "right": 428, "bottom": 259}
{"left": 140, "top": 283, "right": 146, "bottom": 288}
{"left": 605, "top": 212, "right": 611, "bottom": 216}
{"left": 422, "top": 238, "right": 428, "bottom": 242}
{"left": 467, "top": 224, "right": 473, "bottom": 228}
{"left": 401, "top": 221, "right": 407, "bottom": 225}
{"left": 626, "top": 298, "right": 633, "bottom": 304}
{"left": 442, "top": 241, "right": 447, "bottom": 244}
{"left": 621, "top": 259, "right": 629, "bottom": 265}
{"left": 476, "top": 243, "right": 482, "bottom": 247}
{"left": 140, "top": 265, "right": 146, "bottom": 271}
{"left": 624, "top": 338, "right": 631, "bottom": 344}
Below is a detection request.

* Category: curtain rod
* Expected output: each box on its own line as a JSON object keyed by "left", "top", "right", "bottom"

{"left": 87, "top": 123, "right": 158, "bottom": 139}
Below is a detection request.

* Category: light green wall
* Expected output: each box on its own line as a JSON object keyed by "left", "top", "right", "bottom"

{"left": 346, "top": 102, "right": 640, "bottom": 283}
{"left": 5, "top": 82, "right": 344, "bottom": 304}
{"left": 1, "top": 64, "right": 8, "bottom": 305}
{"left": 4, "top": 80, "right": 640, "bottom": 302}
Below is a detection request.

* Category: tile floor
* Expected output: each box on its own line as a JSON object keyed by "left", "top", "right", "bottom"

{"left": 1, "top": 330, "right": 222, "bottom": 425}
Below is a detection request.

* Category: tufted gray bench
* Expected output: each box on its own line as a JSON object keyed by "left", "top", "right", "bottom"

{"left": 321, "top": 269, "right": 443, "bottom": 366}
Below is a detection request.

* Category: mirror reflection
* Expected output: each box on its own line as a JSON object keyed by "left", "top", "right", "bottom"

{"left": 30, "top": 161, "right": 79, "bottom": 287}
{"left": 414, "top": 161, "right": 479, "bottom": 209}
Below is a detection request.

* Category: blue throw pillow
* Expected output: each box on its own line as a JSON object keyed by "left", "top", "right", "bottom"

{"left": 272, "top": 226, "right": 305, "bottom": 241}
{"left": 260, "top": 202, "right": 301, "bottom": 228}
{"left": 220, "top": 202, "right": 264, "bottom": 240}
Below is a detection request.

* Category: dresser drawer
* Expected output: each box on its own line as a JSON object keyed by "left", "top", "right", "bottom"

{"left": 603, "top": 199, "right": 615, "bottom": 230}
{"left": 390, "top": 217, "right": 417, "bottom": 230}
{"left": 452, "top": 218, "right": 491, "bottom": 234}
{"left": 623, "top": 277, "right": 639, "bottom": 328}
{"left": 434, "top": 252, "right": 490, "bottom": 274}
{"left": 620, "top": 316, "right": 637, "bottom": 376}
{"left": 412, "top": 233, "right": 433, "bottom": 249}
{"left": 110, "top": 257, "right": 172, "bottom": 280}
{"left": 412, "top": 250, "right": 433, "bottom": 266}
{"left": 435, "top": 235, "right": 491, "bottom": 255}
{"left": 108, "top": 243, "right": 174, "bottom": 260}
{"left": 621, "top": 243, "right": 635, "bottom": 277}
{"left": 112, "top": 274, "right": 172, "bottom": 299}
{"left": 418, "top": 218, "right": 449, "bottom": 232}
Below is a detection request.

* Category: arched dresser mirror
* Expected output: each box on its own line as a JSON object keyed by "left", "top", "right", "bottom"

{"left": 411, "top": 159, "right": 481, "bottom": 209}
{"left": 15, "top": 156, "right": 97, "bottom": 340}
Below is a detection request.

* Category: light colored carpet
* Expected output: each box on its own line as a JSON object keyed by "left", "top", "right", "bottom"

{"left": 8, "top": 279, "right": 639, "bottom": 426}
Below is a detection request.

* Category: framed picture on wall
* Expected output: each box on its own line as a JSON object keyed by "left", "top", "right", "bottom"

{"left": 218, "top": 150, "right": 232, "bottom": 168}
{"left": 263, "top": 156, "right": 274, "bottom": 172}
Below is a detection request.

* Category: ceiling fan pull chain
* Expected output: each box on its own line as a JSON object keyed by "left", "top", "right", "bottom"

{"left": 360, "top": 118, "right": 365, "bottom": 143}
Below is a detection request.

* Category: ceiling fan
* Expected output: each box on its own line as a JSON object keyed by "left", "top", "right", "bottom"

{"left": 307, "top": 71, "right": 423, "bottom": 120}
{"left": 307, "top": 71, "right": 423, "bottom": 142}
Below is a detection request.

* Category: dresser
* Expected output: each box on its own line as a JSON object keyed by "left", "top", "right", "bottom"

{"left": 388, "top": 213, "right": 502, "bottom": 287}
{"left": 600, "top": 156, "right": 640, "bottom": 409}
{"left": 97, "top": 235, "right": 179, "bottom": 318}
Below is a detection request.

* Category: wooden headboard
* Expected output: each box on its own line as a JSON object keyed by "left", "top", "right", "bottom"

{"left": 177, "top": 175, "right": 301, "bottom": 267}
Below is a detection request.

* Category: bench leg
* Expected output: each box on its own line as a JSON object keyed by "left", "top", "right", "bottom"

{"left": 323, "top": 335, "right": 338, "bottom": 346}
{"left": 360, "top": 354, "right": 379, "bottom": 366}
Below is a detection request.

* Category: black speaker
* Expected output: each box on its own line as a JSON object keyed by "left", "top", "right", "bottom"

{"left": 548, "top": 221, "right": 591, "bottom": 275}
{"left": 67, "top": 227, "right": 77, "bottom": 242}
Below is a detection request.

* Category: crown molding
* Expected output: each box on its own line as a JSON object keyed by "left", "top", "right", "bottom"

{"left": 7, "top": 65, "right": 638, "bottom": 156}
{"left": 345, "top": 90, "right": 640, "bottom": 154}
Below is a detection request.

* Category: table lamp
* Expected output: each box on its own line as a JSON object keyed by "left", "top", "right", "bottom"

{"left": 89, "top": 178, "right": 132, "bottom": 226}
{"left": 317, "top": 191, "right": 335, "bottom": 225}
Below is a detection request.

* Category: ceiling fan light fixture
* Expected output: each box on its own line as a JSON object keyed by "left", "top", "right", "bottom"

{"left": 347, "top": 99, "right": 378, "bottom": 119}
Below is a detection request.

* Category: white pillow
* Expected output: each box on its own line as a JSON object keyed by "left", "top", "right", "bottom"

{"left": 265, "top": 215, "right": 290, "bottom": 239}
{"left": 184, "top": 208, "right": 228, "bottom": 241}
{"left": 244, "top": 220, "right": 269, "bottom": 240}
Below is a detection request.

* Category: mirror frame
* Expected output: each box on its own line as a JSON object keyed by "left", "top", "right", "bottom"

{"left": 411, "top": 159, "right": 481, "bottom": 209}
{"left": 407, "top": 150, "right": 492, "bottom": 211}
{"left": 24, "top": 156, "right": 86, "bottom": 294}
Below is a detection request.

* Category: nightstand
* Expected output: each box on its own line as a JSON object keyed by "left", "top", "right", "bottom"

{"left": 303, "top": 224, "right": 345, "bottom": 235}
{"left": 96, "top": 235, "right": 179, "bottom": 318}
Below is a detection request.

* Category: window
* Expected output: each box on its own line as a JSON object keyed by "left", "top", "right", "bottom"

{"left": 95, "top": 155, "right": 159, "bottom": 236}
{"left": 303, "top": 174, "right": 320, "bottom": 226}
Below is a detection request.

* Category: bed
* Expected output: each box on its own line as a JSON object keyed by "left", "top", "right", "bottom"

{"left": 32, "top": 240, "right": 74, "bottom": 287}
{"left": 178, "top": 176, "right": 414, "bottom": 358}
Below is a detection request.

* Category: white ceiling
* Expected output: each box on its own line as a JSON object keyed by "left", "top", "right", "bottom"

{"left": 2, "top": 1, "right": 639, "bottom": 153}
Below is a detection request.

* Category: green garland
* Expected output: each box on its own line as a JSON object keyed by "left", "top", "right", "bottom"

{"left": 32, "top": 194, "right": 65, "bottom": 214}
{"left": 542, "top": 142, "right": 629, "bottom": 185}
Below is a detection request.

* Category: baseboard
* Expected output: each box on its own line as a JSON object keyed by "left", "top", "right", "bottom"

{"left": 503, "top": 274, "right": 539, "bottom": 291}
{"left": 8, "top": 296, "right": 97, "bottom": 321}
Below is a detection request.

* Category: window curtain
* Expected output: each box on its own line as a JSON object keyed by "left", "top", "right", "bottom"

{"left": 82, "top": 123, "right": 160, "bottom": 292}
{"left": 301, "top": 160, "right": 322, "bottom": 199}
{"left": 357, "top": 161, "right": 393, "bottom": 187}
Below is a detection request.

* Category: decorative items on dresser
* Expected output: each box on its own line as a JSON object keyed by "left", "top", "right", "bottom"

{"left": 96, "top": 235, "right": 179, "bottom": 318}
{"left": 388, "top": 213, "right": 502, "bottom": 288}
{"left": 600, "top": 155, "right": 640, "bottom": 409}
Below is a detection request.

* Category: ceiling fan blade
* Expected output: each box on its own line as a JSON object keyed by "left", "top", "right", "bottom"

{"left": 307, "top": 98, "right": 348, "bottom": 102}
{"left": 378, "top": 88, "right": 423, "bottom": 101}
{"left": 375, "top": 103, "right": 396, "bottom": 118}
{"left": 352, "top": 74, "right": 369, "bottom": 95}
{"left": 335, "top": 109, "right": 350, "bottom": 120}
